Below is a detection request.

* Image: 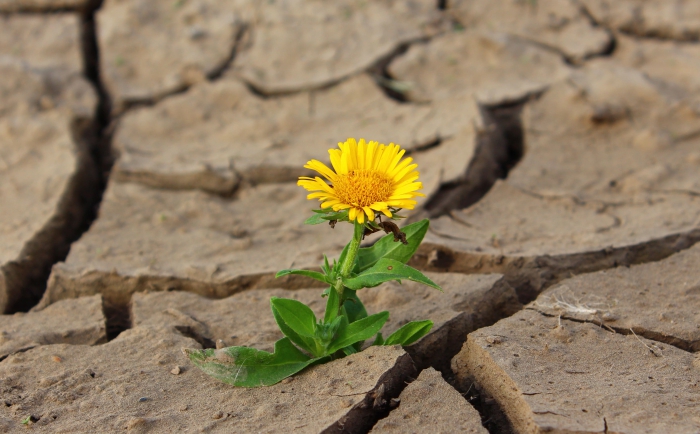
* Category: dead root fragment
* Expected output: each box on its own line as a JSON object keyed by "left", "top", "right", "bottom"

{"left": 630, "top": 328, "right": 664, "bottom": 357}
{"left": 363, "top": 220, "right": 408, "bottom": 244}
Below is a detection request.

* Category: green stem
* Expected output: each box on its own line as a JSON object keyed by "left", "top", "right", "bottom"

{"left": 335, "top": 220, "right": 364, "bottom": 304}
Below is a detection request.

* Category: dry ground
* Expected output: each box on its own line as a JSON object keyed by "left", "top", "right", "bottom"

{"left": 1, "top": 0, "right": 699, "bottom": 432}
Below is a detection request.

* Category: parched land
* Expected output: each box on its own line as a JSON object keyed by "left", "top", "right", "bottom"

{"left": 1, "top": 0, "right": 699, "bottom": 432}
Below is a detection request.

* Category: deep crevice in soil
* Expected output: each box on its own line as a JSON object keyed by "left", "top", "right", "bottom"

{"left": 421, "top": 98, "right": 527, "bottom": 219}
{"left": 104, "top": 302, "right": 129, "bottom": 341}
{"left": 173, "top": 325, "right": 217, "bottom": 349}
{"left": 368, "top": 40, "right": 420, "bottom": 104}
{"left": 2, "top": 1, "right": 113, "bottom": 314}
{"left": 328, "top": 352, "right": 417, "bottom": 434}
{"left": 454, "top": 376, "right": 515, "bottom": 434}
{"left": 411, "top": 228, "right": 700, "bottom": 305}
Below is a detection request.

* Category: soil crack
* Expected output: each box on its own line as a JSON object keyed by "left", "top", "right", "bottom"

{"left": 418, "top": 98, "right": 528, "bottom": 219}
{"left": 2, "top": 1, "right": 113, "bottom": 313}
{"left": 530, "top": 308, "right": 696, "bottom": 354}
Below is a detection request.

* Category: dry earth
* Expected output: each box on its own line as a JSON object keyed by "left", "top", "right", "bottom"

{"left": 1, "top": 0, "right": 700, "bottom": 433}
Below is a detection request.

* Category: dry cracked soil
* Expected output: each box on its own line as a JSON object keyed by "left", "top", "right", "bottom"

{"left": 1, "top": 0, "right": 700, "bottom": 433}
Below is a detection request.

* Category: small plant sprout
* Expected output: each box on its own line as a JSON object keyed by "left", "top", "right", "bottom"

{"left": 184, "top": 138, "right": 442, "bottom": 387}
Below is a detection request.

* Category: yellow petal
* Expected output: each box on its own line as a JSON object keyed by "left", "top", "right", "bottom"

{"left": 393, "top": 182, "right": 423, "bottom": 195}
{"left": 340, "top": 148, "right": 349, "bottom": 174}
{"left": 389, "top": 156, "right": 414, "bottom": 178}
{"left": 321, "top": 200, "right": 340, "bottom": 208}
{"left": 307, "top": 192, "right": 329, "bottom": 199}
{"left": 305, "top": 160, "right": 337, "bottom": 181}
{"left": 298, "top": 180, "right": 321, "bottom": 190}
{"left": 370, "top": 202, "right": 389, "bottom": 211}
{"left": 393, "top": 163, "right": 418, "bottom": 183}
{"left": 395, "top": 172, "right": 420, "bottom": 187}
{"left": 366, "top": 141, "right": 377, "bottom": 170}
{"left": 362, "top": 206, "right": 375, "bottom": 221}
{"left": 387, "top": 199, "right": 417, "bottom": 209}
{"left": 329, "top": 149, "right": 343, "bottom": 175}
{"left": 373, "top": 144, "right": 386, "bottom": 170}
{"left": 376, "top": 143, "right": 396, "bottom": 173}
{"left": 346, "top": 138, "right": 359, "bottom": 170}
{"left": 349, "top": 207, "right": 358, "bottom": 221}
{"left": 357, "top": 138, "right": 366, "bottom": 170}
{"left": 389, "top": 194, "right": 417, "bottom": 200}
{"left": 357, "top": 209, "right": 365, "bottom": 223}
{"left": 386, "top": 148, "right": 406, "bottom": 175}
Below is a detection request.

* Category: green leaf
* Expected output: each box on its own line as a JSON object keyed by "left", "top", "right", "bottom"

{"left": 356, "top": 219, "right": 429, "bottom": 272}
{"left": 323, "top": 286, "right": 340, "bottom": 324}
{"left": 335, "top": 241, "right": 355, "bottom": 276}
{"left": 343, "top": 258, "right": 442, "bottom": 291}
{"left": 305, "top": 213, "right": 331, "bottom": 225}
{"left": 270, "top": 297, "right": 317, "bottom": 337}
{"left": 306, "top": 209, "right": 350, "bottom": 225}
{"left": 342, "top": 345, "right": 359, "bottom": 356}
{"left": 322, "top": 210, "right": 349, "bottom": 221}
{"left": 322, "top": 255, "right": 331, "bottom": 275}
{"left": 372, "top": 333, "right": 385, "bottom": 346}
{"left": 327, "top": 311, "right": 389, "bottom": 354}
{"left": 384, "top": 320, "right": 433, "bottom": 346}
{"left": 270, "top": 299, "right": 319, "bottom": 356}
{"left": 184, "top": 338, "right": 321, "bottom": 387}
{"left": 275, "top": 269, "right": 330, "bottom": 284}
{"left": 342, "top": 291, "right": 368, "bottom": 323}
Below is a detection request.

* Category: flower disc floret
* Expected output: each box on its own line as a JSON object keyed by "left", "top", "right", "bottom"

{"left": 298, "top": 138, "right": 425, "bottom": 223}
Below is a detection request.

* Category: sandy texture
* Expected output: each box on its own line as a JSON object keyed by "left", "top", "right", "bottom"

{"left": 389, "top": 29, "right": 570, "bottom": 105}
{"left": 532, "top": 243, "right": 700, "bottom": 351}
{"left": 450, "top": 0, "right": 611, "bottom": 62}
{"left": 41, "top": 181, "right": 350, "bottom": 312}
{"left": 0, "top": 14, "right": 84, "bottom": 73}
{"left": 413, "top": 59, "right": 700, "bottom": 273}
{"left": 0, "top": 0, "right": 87, "bottom": 11}
{"left": 5, "top": 1, "right": 700, "bottom": 432}
{"left": 97, "top": 0, "right": 250, "bottom": 110}
{"left": 581, "top": 0, "right": 700, "bottom": 40}
{"left": 112, "top": 74, "right": 478, "bottom": 195}
{"left": 0, "top": 295, "right": 105, "bottom": 360}
{"left": 0, "top": 14, "right": 98, "bottom": 313}
{"left": 0, "top": 326, "right": 415, "bottom": 433}
{"left": 453, "top": 309, "right": 700, "bottom": 434}
{"left": 231, "top": 0, "right": 445, "bottom": 94}
{"left": 370, "top": 367, "right": 487, "bottom": 434}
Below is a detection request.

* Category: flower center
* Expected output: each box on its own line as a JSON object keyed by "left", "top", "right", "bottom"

{"left": 333, "top": 170, "right": 394, "bottom": 207}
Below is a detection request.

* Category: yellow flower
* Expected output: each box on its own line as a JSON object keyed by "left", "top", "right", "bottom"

{"left": 298, "top": 138, "right": 425, "bottom": 224}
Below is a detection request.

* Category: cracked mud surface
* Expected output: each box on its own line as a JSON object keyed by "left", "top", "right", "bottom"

{"left": 2, "top": 0, "right": 700, "bottom": 433}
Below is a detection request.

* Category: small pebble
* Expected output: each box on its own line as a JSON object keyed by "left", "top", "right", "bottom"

{"left": 171, "top": 366, "right": 181, "bottom": 375}
{"left": 212, "top": 411, "right": 223, "bottom": 420}
{"left": 216, "top": 340, "right": 225, "bottom": 349}
{"left": 52, "top": 356, "right": 62, "bottom": 363}
{"left": 138, "top": 397, "right": 148, "bottom": 402}
{"left": 486, "top": 336, "right": 503, "bottom": 344}
{"left": 179, "top": 404, "right": 189, "bottom": 412}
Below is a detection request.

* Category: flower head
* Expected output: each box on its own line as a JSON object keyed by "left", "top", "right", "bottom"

{"left": 298, "top": 138, "right": 424, "bottom": 224}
